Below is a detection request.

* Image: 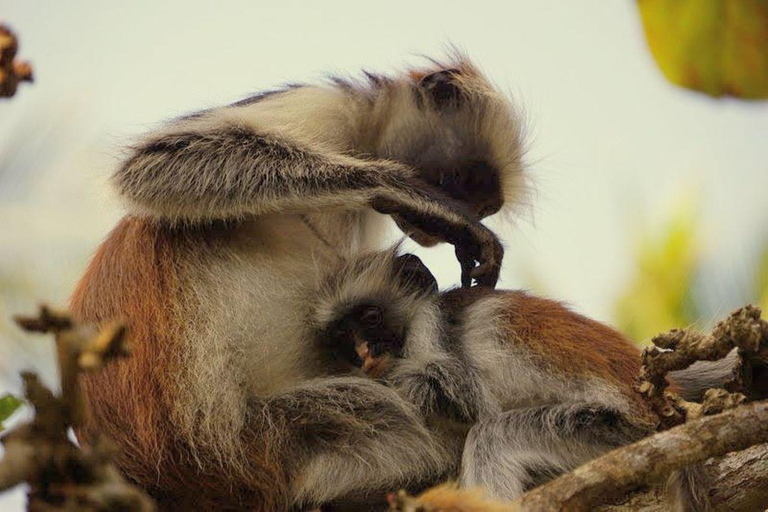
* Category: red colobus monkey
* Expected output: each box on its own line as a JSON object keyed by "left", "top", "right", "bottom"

{"left": 312, "top": 250, "right": 721, "bottom": 509}
{"left": 71, "top": 56, "right": 527, "bottom": 511}
{"left": 312, "top": 250, "right": 655, "bottom": 501}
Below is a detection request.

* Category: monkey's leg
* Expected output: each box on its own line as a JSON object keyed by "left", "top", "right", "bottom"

{"left": 263, "top": 376, "right": 453, "bottom": 510}
{"left": 459, "top": 403, "right": 648, "bottom": 501}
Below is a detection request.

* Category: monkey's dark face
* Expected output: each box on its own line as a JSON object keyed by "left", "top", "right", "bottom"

{"left": 323, "top": 303, "right": 406, "bottom": 377}
{"left": 418, "top": 159, "right": 504, "bottom": 218}
{"left": 395, "top": 159, "right": 504, "bottom": 247}
{"left": 388, "top": 69, "right": 505, "bottom": 246}
{"left": 415, "top": 70, "right": 504, "bottom": 218}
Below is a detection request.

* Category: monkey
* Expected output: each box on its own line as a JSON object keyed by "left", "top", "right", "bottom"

{"left": 70, "top": 54, "right": 528, "bottom": 511}
{"left": 314, "top": 248, "right": 741, "bottom": 510}
{"left": 311, "top": 248, "right": 691, "bottom": 503}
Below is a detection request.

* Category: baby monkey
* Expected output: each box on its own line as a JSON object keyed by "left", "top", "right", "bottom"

{"left": 316, "top": 253, "right": 438, "bottom": 379}
{"left": 312, "top": 249, "right": 659, "bottom": 502}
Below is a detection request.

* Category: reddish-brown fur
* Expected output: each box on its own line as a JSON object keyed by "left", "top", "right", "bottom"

{"left": 442, "top": 288, "right": 656, "bottom": 425}
{"left": 70, "top": 217, "right": 290, "bottom": 511}
{"left": 498, "top": 291, "right": 654, "bottom": 421}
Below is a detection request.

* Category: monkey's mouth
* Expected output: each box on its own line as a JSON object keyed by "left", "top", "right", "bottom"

{"left": 392, "top": 215, "right": 442, "bottom": 247}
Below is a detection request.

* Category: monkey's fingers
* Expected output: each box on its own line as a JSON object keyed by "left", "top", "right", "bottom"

{"left": 470, "top": 260, "right": 501, "bottom": 288}
{"left": 456, "top": 235, "right": 503, "bottom": 289}
{"left": 455, "top": 244, "right": 476, "bottom": 288}
{"left": 471, "top": 237, "right": 503, "bottom": 288}
{"left": 356, "top": 342, "right": 393, "bottom": 378}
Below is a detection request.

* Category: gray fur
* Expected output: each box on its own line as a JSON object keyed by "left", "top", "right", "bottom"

{"left": 670, "top": 350, "right": 739, "bottom": 401}
{"left": 461, "top": 403, "right": 647, "bottom": 500}
{"left": 262, "top": 377, "right": 452, "bottom": 507}
{"left": 312, "top": 249, "right": 653, "bottom": 502}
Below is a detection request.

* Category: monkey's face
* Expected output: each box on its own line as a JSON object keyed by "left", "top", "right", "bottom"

{"left": 377, "top": 66, "right": 519, "bottom": 246}
{"left": 315, "top": 252, "right": 437, "bottom": 377}
{"left": 323, "top": 303, "right": 406, "bottom": 378}
{"left": 413, "top": 70, "right": 504, "bottom": 217}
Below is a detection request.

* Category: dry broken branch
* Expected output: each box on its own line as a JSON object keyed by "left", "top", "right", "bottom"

{"left": 0, "top": 307, "right": 153, "bottom": 511}
{"left": 636, "top": 304, "right": 768, "bottom": 429}
{"left": 0, "top": 24, "right": 33, "bottom": 98}
{"left": 509, "top": 399, "right": 768, "bottom": 511}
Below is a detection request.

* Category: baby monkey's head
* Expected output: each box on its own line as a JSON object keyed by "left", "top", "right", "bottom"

{"left": 314, "top": 252, "right": 438, "bottom": 377}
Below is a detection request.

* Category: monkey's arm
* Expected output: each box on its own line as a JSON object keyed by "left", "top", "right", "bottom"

{"left": 116, "top": 119, "right": 502, "bottom": 286}
{"left": 262, "top": 376, "right": 451, "bottom": 508}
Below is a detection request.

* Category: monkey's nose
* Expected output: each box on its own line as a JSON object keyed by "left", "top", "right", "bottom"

{"left": 479, "top": 200, "right": 502, "bottom": 218}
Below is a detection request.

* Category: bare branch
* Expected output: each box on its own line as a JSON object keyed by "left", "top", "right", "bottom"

{"left": 0, "top": 24, "right": 33, "bottom": 98}
{"left": 636, "top": 304, "right": 768, "bottom": 429}
{"left": 509, "top": 400, "right": 768, "bottom": 511}
{"left": 1, "top": 308, "right": 154, "bottom": 511}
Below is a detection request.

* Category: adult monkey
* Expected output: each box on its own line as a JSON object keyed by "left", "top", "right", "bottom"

{"left": 71, "top": 56, "right": 527, "bottom": 511}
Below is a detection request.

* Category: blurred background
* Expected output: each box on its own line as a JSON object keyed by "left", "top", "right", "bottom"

{"left": 0, "top": 2, "right": 767, "bottom": 506}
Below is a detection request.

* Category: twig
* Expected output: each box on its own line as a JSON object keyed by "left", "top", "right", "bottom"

{"left": 0, "top": 24, "right": 33, "bottom": 98}
{"left": 14, "top": 305, "right": 129, "bottom": 427}
{"left": 635, "top": 305, "right": 768, "bottom": 429}
{"left": 0, "top": 307, "right": 153, "bottom": 511}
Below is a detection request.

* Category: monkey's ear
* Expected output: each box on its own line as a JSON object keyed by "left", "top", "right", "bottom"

{"left": 419, "top": 69, "right": 462, "bottom": 107}
{"left": 394, "top": 254, "right": 438, "bottom": 295}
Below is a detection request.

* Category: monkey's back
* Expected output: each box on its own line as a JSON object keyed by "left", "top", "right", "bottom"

{"left": 441, "top": 288, "right": 656, "bottom": 428}
{"left": 70, "top": 216, "right": 291, "bottom": 511}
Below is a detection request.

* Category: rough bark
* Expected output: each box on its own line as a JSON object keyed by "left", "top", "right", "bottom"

{"left": 512, "top": 400, "right": 768, "bottom": 511}
{"left": 636, "top": 304, "right": 768, "bottom": 429}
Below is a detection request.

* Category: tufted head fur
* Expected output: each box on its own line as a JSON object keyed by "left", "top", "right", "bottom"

{"left": 344, "top": 52, "right": 529, "bottom": 243}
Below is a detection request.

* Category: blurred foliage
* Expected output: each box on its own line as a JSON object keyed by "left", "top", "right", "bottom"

{"left": 638, "top": 0, "right": 768, "bottom": 99}
{"left": 615, "top": 199, "right": 768, "bottom": 344}
{"left": 0, "top": 393, "right": 23, "bottom": 431}
{"left": 615, "top": 201, "right": 700, "bottom": 343}
{"left": 759, "top": 243, "right": 768, "bottom": 313}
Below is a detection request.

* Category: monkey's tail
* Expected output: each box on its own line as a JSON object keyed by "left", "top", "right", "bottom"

{"left": 668, "top": 349, "right": 739, "bottom": 401}
{"left": 664, "top": 350, "right": 741, "bottom": 511}
{"left": 667, "top": 464, "right": 713, "bottom": 512}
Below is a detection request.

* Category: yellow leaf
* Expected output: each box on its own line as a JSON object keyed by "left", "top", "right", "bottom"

{"left": 638, "top": 0, "right": 768, "bottom": 99}
{"left": 615, "top": 199, "right": 700, "bottom": 343}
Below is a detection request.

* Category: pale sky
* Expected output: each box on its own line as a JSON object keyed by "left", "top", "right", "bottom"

{"left": 0, "top": 2, "right": 767, "bottom": 505}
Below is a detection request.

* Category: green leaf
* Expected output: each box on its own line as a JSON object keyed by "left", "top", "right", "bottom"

{"left": 638, "top": 0, "right": 768, "bottom": 99}
{"left": 0, "top": 393, "right": 24, "bottom": 431}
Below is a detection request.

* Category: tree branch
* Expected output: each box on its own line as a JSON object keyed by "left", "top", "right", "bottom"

{"left": 0, "top": 24, "right": 33, "bottom": 98}
{"left": 511, "top": 400, "right": 768, "bottom": 511}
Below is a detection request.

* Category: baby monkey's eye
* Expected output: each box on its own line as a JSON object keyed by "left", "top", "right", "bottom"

{"left": 359, "top": 306, "right": 383, "bottom": 327}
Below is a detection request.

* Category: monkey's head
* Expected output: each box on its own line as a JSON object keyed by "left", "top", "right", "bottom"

{"left": 368, "top": 54, "right": 528, "bottom": 246}
{"left": 313, "top": 251, "right": 438, "bottom": 377}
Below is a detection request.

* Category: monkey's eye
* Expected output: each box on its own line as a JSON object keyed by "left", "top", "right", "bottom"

{"left": 359, "top": 306, "right": 383, "bottom": 327}
{"left": 419, "top": 69, "right": 462, "bottom": 107}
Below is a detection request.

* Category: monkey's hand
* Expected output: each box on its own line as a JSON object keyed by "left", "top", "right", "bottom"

{"left": 454, "top": 225, "right": 503, "bottom": 288}
{"left": 355, "top": 341, "right": 395, "bottom": 379}
{"left": 373, "top": 180, "right": 503, "bottom": 288}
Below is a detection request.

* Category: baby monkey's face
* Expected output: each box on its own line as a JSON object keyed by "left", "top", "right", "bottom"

{"left": 327, "top": 303, "right": 405, "bottom": 378}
